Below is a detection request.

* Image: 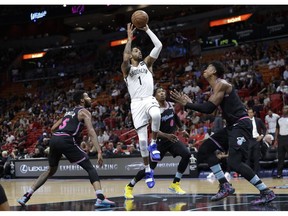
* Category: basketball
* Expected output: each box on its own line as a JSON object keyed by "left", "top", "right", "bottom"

{"left": 131, "top": 10, "right": 149, "bottom": 29}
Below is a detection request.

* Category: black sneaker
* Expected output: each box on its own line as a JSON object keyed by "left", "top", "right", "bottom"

{"left": 17, "top": 193, "right": 31, "bottom": 206}
{"left": 250, "top": 189, "right": 276, "bottom": 205}
{"left": 211, "top": 182, "right": 235, "bottom": 201}
{"left": 273, "top": 175, "right": 283, "bottom": 179}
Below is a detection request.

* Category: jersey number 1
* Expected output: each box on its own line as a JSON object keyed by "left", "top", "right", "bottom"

{"left": 138, "top": 76, "right": 142, "bottom": 85}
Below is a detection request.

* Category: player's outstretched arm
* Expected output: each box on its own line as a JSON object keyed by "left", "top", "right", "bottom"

{"left": 170, "top": 89, "right": 217, "bottom": 114}
{"left": 80, "top": 109, "right": 103, "bottom": 167}
{"left": 142, "top": 25, "right": 162, "bottom": 69}
{"left": 121, "top": 23, "right": 134, "bottom": 78}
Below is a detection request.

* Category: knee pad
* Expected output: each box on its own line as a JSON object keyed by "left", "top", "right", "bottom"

{"left": 78, "top": 159, "right": 100, "bottom": 183}
{"left": 148, "top": 106, "right": 161, "bottom": 132}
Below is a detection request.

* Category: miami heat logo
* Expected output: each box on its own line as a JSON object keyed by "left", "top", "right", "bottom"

{"left": 236, "top": 137, "right": 246, "bottom": 145}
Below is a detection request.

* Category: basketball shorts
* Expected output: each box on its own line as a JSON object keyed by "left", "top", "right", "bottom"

{"left": 209, "top": 118, "right": 252, "bottom": 161}
{"left": 48, "top": 134, "right": 88, "bottom": 167}
{"left": 131, "top": 96, "right": 160, "bottom": 130}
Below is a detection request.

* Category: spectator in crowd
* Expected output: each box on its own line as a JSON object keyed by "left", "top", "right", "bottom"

{"left": 182, "top": 81, "right": 193, "bottom": 95}
{"left": 5, "top": 132, "right": 15, "bottom": 144}
{"left": 124, "top": 111, "right": 133, "bottom": 129}
{"left": 30, "top": 147, "right": 45, "bottom": 158}
{"left": 252, "top": 98, "right": 264, "bottom": 118}
{"left": 127, "top": 145, "right": 140, "bottom": 156}
{"left": 108, "top": 130, "right": 120, "bottom": 146}
{"left": 97, "top": 129, "right": 109, "bottom": 147}
{"left": 0, "top": 151, "right": 8, "bottom": 178}
{"left": 283, "top": 64, "right": 288, "bottom": 81}
{"left": 113, "top": 142, "right": 125, "bottom": 156}
{"left": 265, "top": 109, "right": 280, "bottom": 138}
{"left": 103, "top": 141, "right": 115, "bottom": 158}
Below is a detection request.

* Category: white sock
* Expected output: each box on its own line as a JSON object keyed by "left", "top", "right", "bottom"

{"left": 145, "top": 166, "right": 151, "bottom": 173}
{"left": 27, "top": 188, "right": 34, "bottom": 195}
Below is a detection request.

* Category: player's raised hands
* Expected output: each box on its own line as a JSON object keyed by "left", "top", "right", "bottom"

{"left": 127, "top": 23, "right": 136, "bottom": 40}
{"left": 170, "top": 89, "right": 192, "bottom": 106}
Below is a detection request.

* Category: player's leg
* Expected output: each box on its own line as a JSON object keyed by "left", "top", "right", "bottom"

{"left": 78, "top": 159, "right": 115, "bottom": 207}
{"left": 168, "top": 141, "right": 191, "bottom": 194}
{"left": 125, "top": 159, "right": 158, "bottom": 199}
{"left": 17, "top": 136, "right": 61, "bottom": 206}
{"left": 198, "top": 130, "right": 235, "bottom": 201}
{"left": 17, "top": 165, "right": 58, "bottom": 207}
{"left": 227, "top": 120, "right": 275, "bottom": 205}
{"left": 147, "top": 105, "right": 161, "bottom": 161}
{"left": 0, "top": 184, "right": 9, "bottom": 211}
{"left": 137, "top": 126, "right": 155, "bottom": 188}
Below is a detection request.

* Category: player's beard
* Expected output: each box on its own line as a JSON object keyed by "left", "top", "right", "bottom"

{"left": 84, "top": 100, "right": 91, "bottom": 108}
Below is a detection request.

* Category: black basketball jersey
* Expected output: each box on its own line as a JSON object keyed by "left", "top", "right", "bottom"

{"left": 54, "top": 106, "right": 85, "bottom": 137}
{"left": 157, "top": 102, "right": 177, "bottom": 143}
{"left": 220, "top": 86, "right": 247, "bottom": 126}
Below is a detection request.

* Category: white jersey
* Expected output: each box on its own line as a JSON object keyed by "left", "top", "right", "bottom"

{"left": 265, "top": 113, "right": 280, "bottom": 133}
{"left": 125, "top": 61, "right": 154, "bottom": 99}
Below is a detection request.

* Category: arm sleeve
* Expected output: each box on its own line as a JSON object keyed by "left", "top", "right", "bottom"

{"left": 184, "top": 101, "right": 217, "bottom": 114}
{"left": 174, "top": 113, "right": 183, "bottom": 129}
{"left": 146, "top": 29, "right": 162, "bottom": 59}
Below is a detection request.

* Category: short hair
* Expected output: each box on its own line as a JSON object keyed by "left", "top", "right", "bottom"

{"left": 73, "top": 90, "right": 85, "bottom": 104}
{"left": 132, "top": 46, "right": 142, "bottom": 52}
{"left": 153, "top": 86, "right": 164, "bottom": 96}
{"left": 210, "top": 61, "right": 226, "bottom": 78}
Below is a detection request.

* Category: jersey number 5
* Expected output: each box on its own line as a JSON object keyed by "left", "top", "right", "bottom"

{"left": 59, "top": 118, "right": 70, "bottom": 130}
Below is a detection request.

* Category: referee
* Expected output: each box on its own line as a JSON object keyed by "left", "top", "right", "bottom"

{"left": 274, "top": 105, "right": 288, "bottom": 178}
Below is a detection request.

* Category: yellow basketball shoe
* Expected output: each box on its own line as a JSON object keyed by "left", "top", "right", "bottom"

{"left": 124, "top": 199, "right": 136, "bottom": 211}
{"left": 168, "top": 182, "right": 186, "bottom": 194}
{"left": 169, "top": 202, "right": 187, "bottom": 211}
{"left": 124, "top": 184, "right": 134, "bottom": 199}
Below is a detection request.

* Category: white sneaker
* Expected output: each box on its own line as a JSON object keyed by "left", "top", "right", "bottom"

{"left": 225, "top": 172, "right": 231, "bottom": 182}
{"left": 207, "top": 172, "right": 215, "bottom": 179}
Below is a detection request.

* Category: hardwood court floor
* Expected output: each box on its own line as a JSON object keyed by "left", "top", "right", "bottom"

{"left": 1, "top": 177, "right": 288, "bottom": 211}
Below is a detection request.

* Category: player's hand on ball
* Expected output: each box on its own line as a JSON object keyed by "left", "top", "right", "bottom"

{"left": 137, "top": 24, "right": 149, "bottom": 31}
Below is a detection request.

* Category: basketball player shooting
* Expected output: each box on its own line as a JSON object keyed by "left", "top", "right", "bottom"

{"left": 121, "top": 22, "right": 162, "bottom": 188}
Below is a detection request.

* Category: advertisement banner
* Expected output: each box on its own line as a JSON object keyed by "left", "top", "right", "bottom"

{"left": 14, "top": 156, "right": 190, "bottom": 178}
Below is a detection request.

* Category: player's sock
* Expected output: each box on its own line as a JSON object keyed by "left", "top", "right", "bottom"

{"left": 210, "top": 164, "right": 227, "bottom": 184}
{"left": 128, "top": 178, "right": 136, "bottom": 187}
{"left": 249, "top": 175, "right": 268, "bottom": 191}
{"left": 173, "top": 172, "right": 182, "bottom": 183}
{"left": 96, "top": 190, "right": 105, "bottom": 200}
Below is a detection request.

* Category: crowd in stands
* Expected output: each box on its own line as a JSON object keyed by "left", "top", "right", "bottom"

{"left": 1, "top": 7, "right": 288, "bottom": 179}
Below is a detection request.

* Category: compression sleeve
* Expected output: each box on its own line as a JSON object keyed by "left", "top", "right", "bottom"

{"left": 184, "top": 101, "right": 217, "bottom": 114}
{"left": 146, "top": 29, "right": 162, "bottom": 59}
{"left": 174, "top": 113, "right": 184, "bottom": 129}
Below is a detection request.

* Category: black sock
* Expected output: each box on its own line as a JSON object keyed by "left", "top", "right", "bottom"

{"left": 97, "top": 193, "right": 105, "bottom": 200}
